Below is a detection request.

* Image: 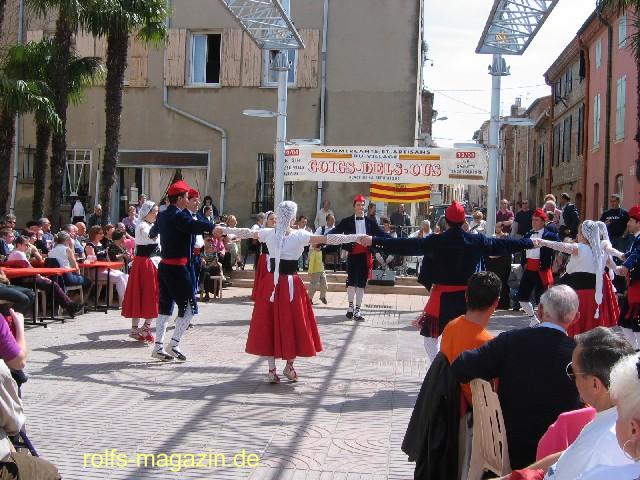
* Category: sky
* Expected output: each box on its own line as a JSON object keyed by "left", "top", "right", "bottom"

{"left": 424, "top": 0, "right": 597, "bottom": 147}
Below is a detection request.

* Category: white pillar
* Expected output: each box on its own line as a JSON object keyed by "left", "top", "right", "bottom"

{"left": 486, "top": 54, "right": 505, "bottom": 237}
{"left": 274, "top": 62, "right": 288, "bottom": 207}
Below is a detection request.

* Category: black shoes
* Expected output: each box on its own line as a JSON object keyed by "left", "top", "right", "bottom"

{"left": 65, "top": 302, "right": 83, "bottom": 318}
{"left": 346, "top": 310, "right": 354, "bottom": 319}
{"left": 320, "top": 297, "right": 327, "bottom": 305}
{"left": 170, "top": 346, "right": 186, "bottom": 362}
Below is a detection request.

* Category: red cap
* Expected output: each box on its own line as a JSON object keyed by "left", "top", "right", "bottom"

{"left": 353, "top": 194, "right": 366, "bottom": 205}
{"left": 445, "top": 201, "right": 465, "bottom": 224}
{"left": 167, "top": 180, "right": 191, "bottom": 196}
{"left": 629, "top": 205, "right": 640, "bottom": 221}
{"left": 533, "top": 208, "right": 547, "bottom": 220}
{"left": 188, "top": 188, "right": 200, "bottom": 199}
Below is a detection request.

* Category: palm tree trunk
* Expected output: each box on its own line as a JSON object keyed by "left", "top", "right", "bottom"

{"left": 100, "top": 26, "right": 128, "bottom": 227}
{"left": 0, "top": 0, "right": 7, "bottom": 33}
{"left": 49, "top": 11, "right": 73, "bottom": 229}
{"left": 0, "top": 112, "right": 15, "bottom": 217}
{"left": 33, "top": 123, "right": 50, "bottom": 219}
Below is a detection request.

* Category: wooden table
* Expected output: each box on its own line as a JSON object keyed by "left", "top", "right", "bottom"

{"left": 4, "top": 266, "right": 75, "bottom": 326}
{"left": 78, "top": 261, "right": 124, "bottom": 313}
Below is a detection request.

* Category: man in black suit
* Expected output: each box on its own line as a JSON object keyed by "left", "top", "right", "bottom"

{"left": 451, "top": 284, "right": 581, "bottom": 470}
{"left": 518, "top": 208, "right": 559, "bottom": 324}
{"left": 187, "top": 189, "right": 208, "bottom": 311}
{"left": 559, "top": 192, "right": 580, "bottom": 238}
{"left": 331, "top": 194, "right": 387, "bottom": 321}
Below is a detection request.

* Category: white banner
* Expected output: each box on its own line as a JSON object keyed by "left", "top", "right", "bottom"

{"left": 283, "top": 145, "right": 488, "bottom": 185}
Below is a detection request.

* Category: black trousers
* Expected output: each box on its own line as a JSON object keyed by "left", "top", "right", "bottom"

{"left": 517, "top": 269, "right": 546, "bottom": 304}
{"left": 0, "top": 285, "right": 34, "bottom": 314}
{"left": 485, "top": 255, "right": 512, "bottom": 308}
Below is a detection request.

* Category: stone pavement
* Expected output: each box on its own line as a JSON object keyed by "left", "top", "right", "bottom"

{"left": 20, "top": 288, "right": 529, "bottom": 480}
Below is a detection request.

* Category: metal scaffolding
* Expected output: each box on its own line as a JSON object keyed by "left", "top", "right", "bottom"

{"left": 476, "top": 0, "right": 560, "bottom": 55}
{"left": 218, "top": 0, "right": 304, "bottom": 50}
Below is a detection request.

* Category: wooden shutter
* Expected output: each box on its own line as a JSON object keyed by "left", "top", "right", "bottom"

{"left": 297, "top": 29, "right": 319, "bottom": 88}
{"left": 241, "top": 32, "right": 262, "bottom": 87}
{"left": 221, "top": 29, "right": 242, "bottom": 87}
{"left": 74, "top": 30, "right": 94, "bottom": 58}
{"left": 165, "top": 28, "right": 186, "bottom": 87}
{"left": 127, "top": 36, "right": 149, "bottom": 87}
{"left": 26, "top": 30, "right": 44, "bottom": 43}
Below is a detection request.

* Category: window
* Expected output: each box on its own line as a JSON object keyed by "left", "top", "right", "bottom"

{"left": 577, "top": 104, "right": 585, "bottom": 155}
{"left": 254, "top": 153, "right": 274, "bottom": 213}
{"left": 564, "top": 68, "right": 573, "bottom": 96}
{"left": 553, "top": 124, "right": 561, "bottom": 166}
{"left": 595, "top": 38, "right": 602, "bottom": 69}
{"left": 563, "top": 115, "right": 572, "bottom": 162}
{"left": 593, "top": 183, "right": 600, "bottom": 219}
{"left": 615, "top": 174, "right": 624, "bottom": 202}
{"left": 538, "top": 143, "right": 545, "bottom": 178}
{"left": 65, "top": 149, "right": 92, "bottom": 205}
{"left": 593, "top": 94, "right": 601, "bottom": 148}
{"left": 619, "top": 14, "right": 627, "bottom": 48}
{"left": 616, "top": 75, "right": 626, "bottom": 141}
{"left": 262, "top": 49, "right": 297, "bottom": 87}
{"left": 284, "top": 182, "right": 294, "bottom": 201}
{"left": 189, "top": 33, "right": 221, "bottom": 85}
{"left": 554, "top": 79, "right": 562, "bottom": 104}
{"left": 20, "top": 147, "right": 35, "bottom": 180}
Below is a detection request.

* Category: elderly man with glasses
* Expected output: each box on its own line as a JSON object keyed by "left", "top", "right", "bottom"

{"left": 451, "top": 285, "right": 581, "bottom": 470}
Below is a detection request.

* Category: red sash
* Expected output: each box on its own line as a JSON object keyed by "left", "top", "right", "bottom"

{"left": 420, "top": 284, "right": 468, "bottom": 338}
{"left": 526, "top": 259, "right": 553, "bottom": 287}
{"left": 351, "top": 244, "right": 373, "bottom": 279}
{"left": 161, "top": 257, "right": 188, "bottom": 266}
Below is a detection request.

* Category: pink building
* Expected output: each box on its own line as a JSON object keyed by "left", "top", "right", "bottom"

{"left": 579, "top": 7, "right": 638, "bottom": 218}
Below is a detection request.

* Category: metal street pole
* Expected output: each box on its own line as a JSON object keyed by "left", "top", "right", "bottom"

{"left": 273, "top": 51, "right": 289, "bottom": 207}
{"left": 486, "top": 53, "right": 508, "bottom": 236}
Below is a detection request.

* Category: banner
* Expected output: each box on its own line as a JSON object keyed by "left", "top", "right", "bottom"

{"left": 369, "top": 183, "right": 431, "bottom": 203}
{"left": 283, "top": 145, "right": 487, "bottom": 185}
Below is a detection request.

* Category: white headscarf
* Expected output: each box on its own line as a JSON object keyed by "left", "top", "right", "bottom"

{"left": 136, "top": 201, "right": 156, "bottom": 228}
{"left": 270, "top": 201, "right": 298, "bottom": 302}
{"left": 580, "top": 220, "right": 610, "bottom": 318}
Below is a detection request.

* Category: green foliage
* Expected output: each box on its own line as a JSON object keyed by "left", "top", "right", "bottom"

{"left": 82, "top": 0, "right": 168, "bottom": 43}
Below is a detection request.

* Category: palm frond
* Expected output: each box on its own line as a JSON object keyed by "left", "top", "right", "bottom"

{"left": 0, "top": 75, "right": 61, "bottom": 130}
{"left": 26, "top": 0, "right": 83, "bottom": 27}
{"left": 67, "top": 55, "right": 105, "bottom": 103}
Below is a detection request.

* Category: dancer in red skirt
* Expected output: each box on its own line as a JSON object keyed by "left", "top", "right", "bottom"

{"left": 121, "top": 201, "right": 160, "bottom": 342}
{"left": 251, "top": 210, "right": 276, "bottom": 300}
{"left": 539, "top": 220, "right": 621, "bottom": 336}
{"left": 216, "top": 201, "right": 363, "bottom": 383}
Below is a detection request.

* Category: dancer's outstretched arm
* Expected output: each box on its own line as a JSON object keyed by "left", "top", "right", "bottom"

{"left": 214, "top": 226, "right": 265, "bottom": 240}
{"left": 538, "top": 239, "right": 580, "bottom": 256}
{"left": 311, "top": 233, "right": 365, "bottom": 245}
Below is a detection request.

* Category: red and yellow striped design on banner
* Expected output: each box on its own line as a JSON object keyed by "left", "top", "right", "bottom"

{"left": 369, "top": 183, "right": 431, "bottom": 203}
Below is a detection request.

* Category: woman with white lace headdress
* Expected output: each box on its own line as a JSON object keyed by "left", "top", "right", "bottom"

{"left": 538, "top": 220, "right": 621, "bottom": 336}
{"left": 121, "top": 201, "right": 160, "bottom": 342}
{"left": 215, "top": 201, "right": 365, "bottom": 384}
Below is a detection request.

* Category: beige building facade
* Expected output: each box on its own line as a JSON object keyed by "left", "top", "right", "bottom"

{"left": 8, "top": 0, "right": 424, "bottom": 225}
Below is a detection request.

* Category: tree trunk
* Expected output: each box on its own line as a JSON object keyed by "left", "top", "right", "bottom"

{"left": 33, "top": 123, "right": 50, "bottom": 219}
{"left": 0, "top": 0, "right": 7, "bottom": 34}
{"left": 100, "top": 26, "right": 128, "bottom": 227}
{"left": 0, "top": 112, "right": 15, "bottom": 217}
{"left": 49, "top": 11, "right": 73, "bottom": 229}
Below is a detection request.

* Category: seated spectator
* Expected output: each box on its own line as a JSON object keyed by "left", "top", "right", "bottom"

{"left": 7, "top": 236, "right": 82, "bottom": 317}
{"left": 108, "top": 229, "right": 132, "bottom": 268}
{"left": 116, "top": 223, "right": 135, "bottom": 256}
{"left": 502, "top": 327, "right": 635, "bottom": 480}
{"left": 101, "top": 224, "right": 115, "bottom": 250}
{"left": 577, "top": 352, "right": 640, "bottom": 479}
{"left": 0, "top": 269, "right": 34, "bottom": 315}
{"left": 451, "top": 285, "right": 582, "bottom": 469}
{"left": 200, "top": 235, "right": 225, "bottom": 301}
{"left": 0, "top": 229, "right": 15, "bottom": 259}
{"left": 121, "top": 206, "right": 137, "bottom": 237}
{"left": 62, "top": 224, "right": 84, "bottom": 258}
{"left": 37, "top": 217, "right": 54, "bottom": 251}
{"left": 222, "top": 215, "right": 242, "bottom": 274}
{"left": 440, "top": 271, "right": 499, "bottom": 406}
{"left": 75, "top": 221, "right": 88, "bottom": 243}
{"left": 409, "top": 220, "right": 431, "bottom": 238}
{"left": 375, "top": 217, "right": 397, "bottom": 270}
{"left": 22, "top": 231, "right": 44, "bottom": 266}
{"left": 85, "top": 226, "right": 128, "bottom": 305}
{"left": 48, "top": 232, "right": 92, "bottom": 291}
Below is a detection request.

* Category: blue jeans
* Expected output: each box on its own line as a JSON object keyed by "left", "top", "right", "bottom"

{"left": 63, "top": 273, "right": 92, "bottom": 288}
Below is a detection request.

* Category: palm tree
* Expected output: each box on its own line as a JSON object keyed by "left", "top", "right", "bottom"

{"left": 2, "top": 39, "right": 103, "bottom": 218}
{"left": 598, "top": 0, "right": 640, "bottom": 181}
{"left": 27, "top": 0, "right": 83, "bottom": 227}
{"left": 83, "top": 0, "right": 167, "bottom": 225}
{"left": 0, "top": 72, "right": 60, "bottom": 215}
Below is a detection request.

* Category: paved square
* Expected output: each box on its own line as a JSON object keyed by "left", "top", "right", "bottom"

{"left": 21, "top": 288, "right": 525, "bottom": 479}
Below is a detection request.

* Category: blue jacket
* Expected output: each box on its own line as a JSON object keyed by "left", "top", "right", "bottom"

{"left": 623, "top": 234, "right": 640, "bottom": 282}
{"left": 372, "top": 226, "right": 533, "bottom": 286}
{"left": 521, "top": 227, "right": 559, "bottom": 270}
{"left": 149, "top": 205, "right": 214, "bottom": 261}
{"left": 331, "top": 215, "right": 387, "bottom": 252}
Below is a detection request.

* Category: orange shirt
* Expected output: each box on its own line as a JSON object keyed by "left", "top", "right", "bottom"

{"left": 440, "top": 315, "right": 494, "bottom": 406}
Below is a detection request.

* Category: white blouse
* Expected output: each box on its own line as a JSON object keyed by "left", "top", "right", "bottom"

{"left": 258, "top": 228, "right": 311, "bottom": 260}
{"left": 565, "top": 243, "right": 597, "bottom": 275}
{"left": 135, "top": 222, "right": 159, "bottom": 246}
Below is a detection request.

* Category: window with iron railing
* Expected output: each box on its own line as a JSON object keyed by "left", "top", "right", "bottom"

{"left": 254, "top": 153, "right": 274, "bottom": 214}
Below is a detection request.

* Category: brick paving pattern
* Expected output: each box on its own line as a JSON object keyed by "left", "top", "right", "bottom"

{"left": 20, "top": 288, "right": 526, "bottom": 479}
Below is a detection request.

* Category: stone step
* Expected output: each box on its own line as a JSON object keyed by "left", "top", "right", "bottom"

{"left": 232, "top": 269, "right": 421, "bottom": 286}
{"left": 229, "top": 276, "right": 427, "bottom": 296}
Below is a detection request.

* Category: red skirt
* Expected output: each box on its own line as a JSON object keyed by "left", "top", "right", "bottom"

{"left": 251, "top": 253, "right": 269, "bottom": 301}
{"left": 567, "top": 274, "right": 620, "bottom": 336}
{"left": 246, "top": 272, "right": 322, "bottom": 359}
{"left": 121, "top": 256, "right": 159, "bottom": 319}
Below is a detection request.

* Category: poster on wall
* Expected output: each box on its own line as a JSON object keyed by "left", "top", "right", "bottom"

{"left": 283, "top": 145, "right": 488, "bottom": 185}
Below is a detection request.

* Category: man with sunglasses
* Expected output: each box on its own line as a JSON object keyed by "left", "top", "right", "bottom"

{"left": 451, "top": 285, "right": 581, "bottom": 470}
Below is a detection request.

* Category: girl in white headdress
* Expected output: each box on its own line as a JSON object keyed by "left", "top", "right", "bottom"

{"left": 216, "top": 201, "right": 364, "bottom": 383}
{"left": 538, "top": 220, "right": 621, "bottom": 335}
{"left": 121, "top": 201, "right": 160, "bottom": 342}
{"left": 251, "top": 211, "right": 276, "bottom": 301}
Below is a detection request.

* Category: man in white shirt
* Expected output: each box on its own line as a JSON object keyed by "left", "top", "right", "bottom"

{"left": 497, "top": 327, "right": 635, "bottom": 480}
{"left": 314, "top": 200, "right": 334, "bottom": 230}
